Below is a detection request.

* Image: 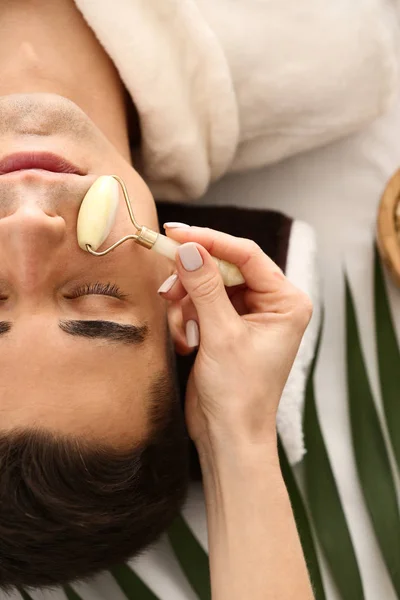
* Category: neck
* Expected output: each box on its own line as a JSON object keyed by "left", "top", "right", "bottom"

{"left": 0, "top": 0, "right": 131, "bottom": 160}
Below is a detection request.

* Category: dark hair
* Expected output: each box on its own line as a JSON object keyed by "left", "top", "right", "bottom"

{"left": 0, "top": 347, "right": 189, "bottom": 589}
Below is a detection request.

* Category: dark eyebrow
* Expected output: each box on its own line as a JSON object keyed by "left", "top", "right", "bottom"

{"left": 59, "top": 320, "right": 149, "bottom": 345}
{"left": 0, "top": 322, "right": 11, "bottom": 334}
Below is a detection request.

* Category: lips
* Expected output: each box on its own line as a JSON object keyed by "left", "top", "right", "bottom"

{"left": 0, "top": 152, "right": 84, "bottom": 175}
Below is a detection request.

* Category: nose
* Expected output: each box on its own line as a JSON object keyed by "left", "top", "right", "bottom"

{"left": 0, "top": 204, "right": 67, "bottom": 291}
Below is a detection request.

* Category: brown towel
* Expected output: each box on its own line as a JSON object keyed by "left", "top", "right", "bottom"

{"left": 156, "top": 201, "right": 320, "bottom": 469}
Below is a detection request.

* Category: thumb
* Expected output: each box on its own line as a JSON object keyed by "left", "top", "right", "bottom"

{"left": 175, "top": 242, "right": 240, "bottom": 339}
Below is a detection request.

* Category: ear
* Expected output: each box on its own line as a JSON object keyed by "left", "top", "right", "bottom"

{"left": 166, "top": 301, "right": 194, "bottom": 356}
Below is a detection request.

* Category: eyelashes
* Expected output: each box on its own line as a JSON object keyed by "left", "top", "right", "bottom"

{"left": 67, "top": 282, "right": 127, "bottom": 300}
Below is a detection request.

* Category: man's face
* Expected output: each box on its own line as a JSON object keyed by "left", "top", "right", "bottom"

{"left": 0, "top": 92, "right": 174, "bottom": 447}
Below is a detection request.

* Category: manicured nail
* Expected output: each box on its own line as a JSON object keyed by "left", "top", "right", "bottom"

{"left": 163, "top": 222, "right": 191, "bottom": 229}
{"left": 186, "top": 319, "right": 199, "bottom": 347}
{"left": 178, "top": 243, "right": 203, "bottom": 271}
{"left": 157, "top": 273, "right": 178, "bottom": 294}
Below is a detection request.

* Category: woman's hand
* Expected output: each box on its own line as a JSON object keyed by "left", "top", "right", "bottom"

{"left": 159, "top": 224, "right": 315, "bottom": 600}
{"left": 159, "top": 224, "right": 313, "bottom": 452}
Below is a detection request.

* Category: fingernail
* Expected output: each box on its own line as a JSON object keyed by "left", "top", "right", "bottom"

{"left": 157, "top": 273, "right": 178, "bottom": 294}
{"left": 178, "top": 243, "right": 203, "bottom": 271}
{"left": 186, "top": 319, "right": 199, "bottom": 347}
{"left": 163, "top": 222, "right": 191, "bottom": 229}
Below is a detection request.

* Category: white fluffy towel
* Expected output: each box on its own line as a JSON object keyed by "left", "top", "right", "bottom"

{"left": 75, "top": 0, "right": 400, "bottom": 201}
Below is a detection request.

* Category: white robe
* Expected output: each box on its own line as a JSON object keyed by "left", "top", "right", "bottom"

{"left": 74, "top": 0, "right": 400, "bottom": 200}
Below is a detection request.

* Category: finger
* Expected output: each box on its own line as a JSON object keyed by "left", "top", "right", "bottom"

{"left": 164, "top": 224, "right": 285, "bottom": 293}
{"left": 157, "top": 272, "right": 187, "bottom": 302}
{"left": 167, "top": 295, "right": 200, "bottom": 354}
{"left": 180, "top": 294, "right": 200, "bottom": 350}
{"left": 167, "top": 300, "right": 197, "bottom": 356}
{"left": 174, "top": 241, "right": 241, "bottom": 340}
{"left": 179, "top": 294, "right": 243, "bottom": 354}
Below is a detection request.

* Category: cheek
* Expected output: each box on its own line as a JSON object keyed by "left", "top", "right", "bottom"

{"left": 116, "top": 165, "right": 159, "bottom": 228}
{"left": 100, "top": 173, "right": 157, "bottom": 245}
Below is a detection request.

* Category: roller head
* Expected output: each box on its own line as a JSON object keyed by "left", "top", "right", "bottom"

{"left": 77, "top": 176, "right": 120, "bottom": 251}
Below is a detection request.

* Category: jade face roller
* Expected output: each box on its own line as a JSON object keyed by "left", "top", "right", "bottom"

{"left": 77, "top": 175, "right": 245, "bottom": 287}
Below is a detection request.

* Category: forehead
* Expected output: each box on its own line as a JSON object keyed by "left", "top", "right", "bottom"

{"left": 0, "top": 314, "right": 167, "bottom": 446}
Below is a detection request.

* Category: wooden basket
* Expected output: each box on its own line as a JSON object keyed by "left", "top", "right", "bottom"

{"left": 377, "top": 168, "right": 400, "bottom": 286}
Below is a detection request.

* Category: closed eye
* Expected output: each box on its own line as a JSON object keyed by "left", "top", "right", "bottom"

{"left": 65, "top": 282, "right": 127, "bottom": 300}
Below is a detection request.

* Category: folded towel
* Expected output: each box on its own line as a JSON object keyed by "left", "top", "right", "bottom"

{"left": 156, "top": 201, "right": 320, "bottom": 465}
{"left": 75, "top": 0, "right": 400, "bottom": 201}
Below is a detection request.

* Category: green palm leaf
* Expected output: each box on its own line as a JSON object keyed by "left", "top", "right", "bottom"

{"left": 64, "top": 584, "right": 83, "bottom": 600}
{"left": 374, "top": 247, "right": 400, "bottom": 472}
{"left": 346, "top": 278, "right": 400, "bottom": 597}
{"left": 304, "top": 322, "right": 365, "bottom": 600}
{"left": 18, "top": 590, "right": 34, "bottom": 600}
{"left": 110, "top": 563, "right": 160, "bottom": 600}
{"left": 278, "top": 441, "right": 326, "bottom": 600}
{"left": 167, "top": 513, "right": 211, "bottom": 600}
